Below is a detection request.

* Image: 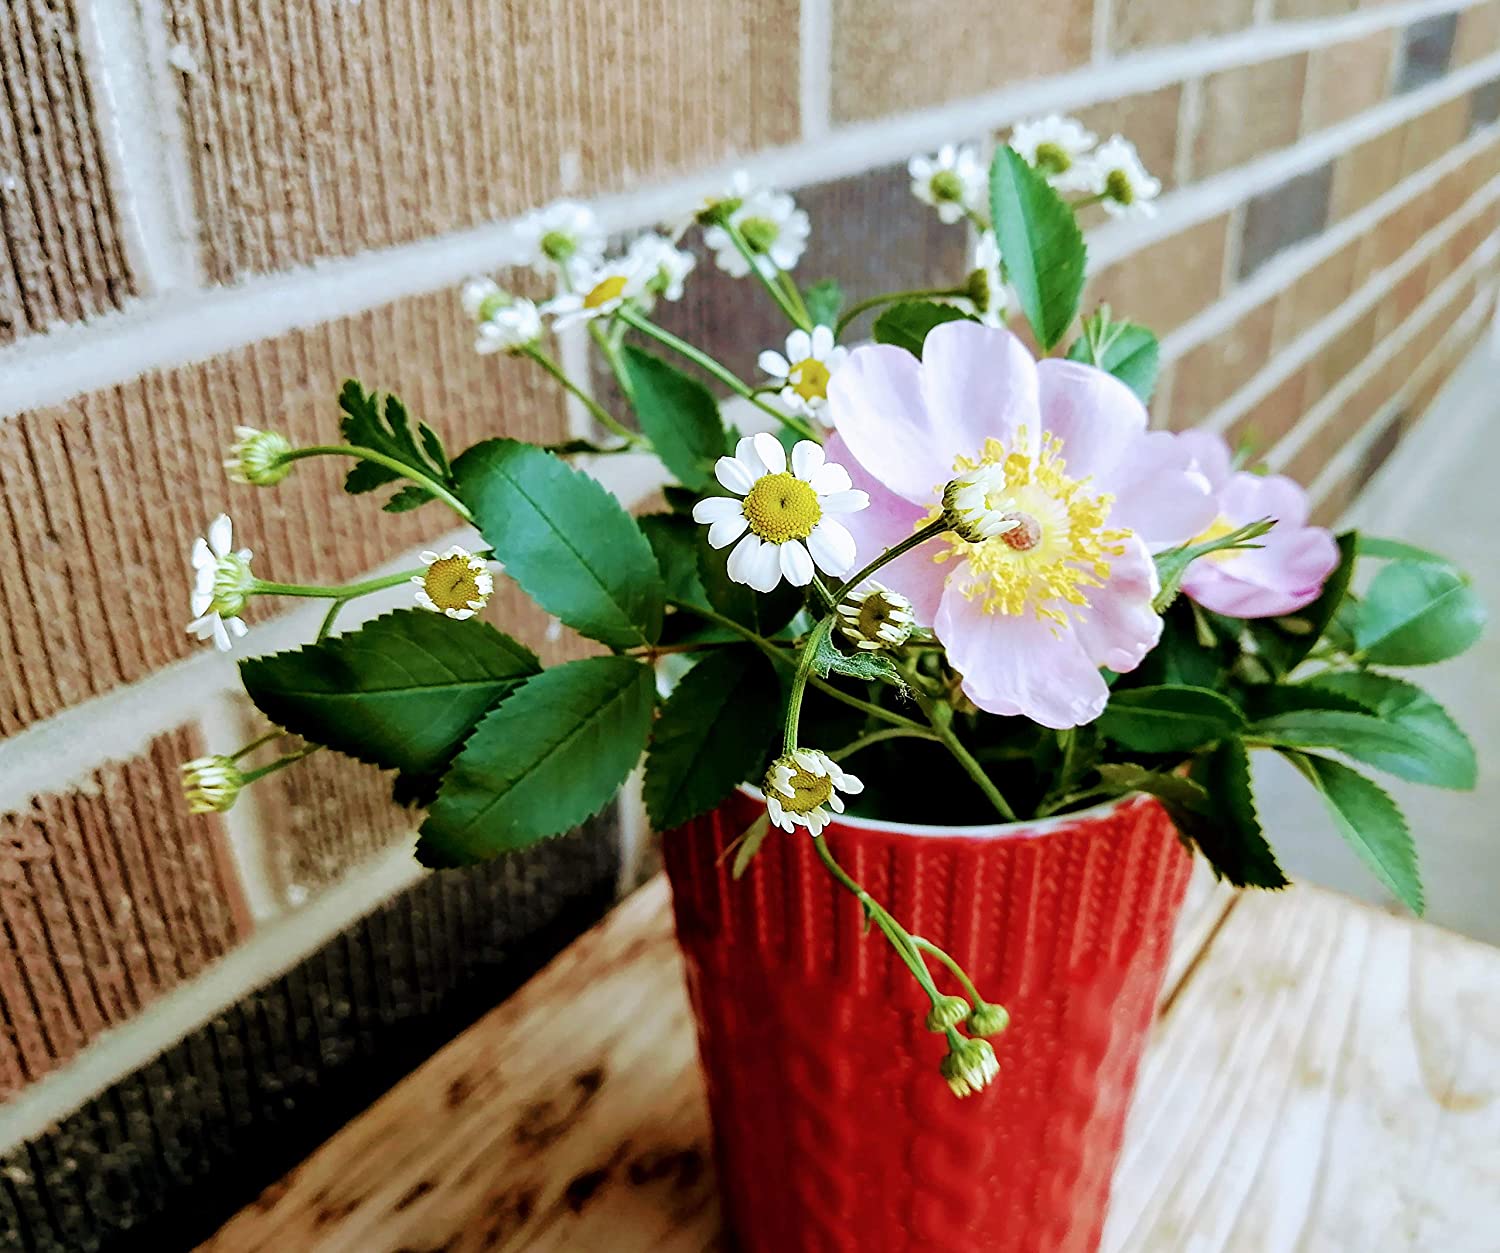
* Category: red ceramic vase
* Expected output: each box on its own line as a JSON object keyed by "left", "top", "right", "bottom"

{"left": 662, "top": 788, "right": 1193, "bottom": 1252}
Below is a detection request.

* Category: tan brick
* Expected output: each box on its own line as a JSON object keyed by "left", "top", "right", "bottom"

{"left": 1378, "top": 262, "right": 1432, "bottom": 339}
{"left": 1329, "top": 123, "right": 1407, "bottom": 219}
{"left": 1302, "top": 305, "right": 1380, "bottom": 409}
{"left": 1106, "top": 0, "right": 1257, "bottom": 52}
{"left": 1223, "top": 364, "right": 1311, "bottom": 451}
{"left": 1086, "top": 215, "right": 1231, "bottom": 335}
{"left": 1453, "top": 0, "right": 1500, "bottom": 67}
{"left": 1275, "top": 0, "right": 1359, "bottom": 16}
{"left": 1354, "top": 195, "right": 1427, "bottom": 284}
{"left": 1191, "top": 55, "right": 1309, "bottom": 180}
{"left": 1397, "top": 97, "right": 1471, "bottom": 183}
{"left": 1170, "top": 300, "right": 1278, "bottom": 426}
{"left": 830, "top": 0, "right": 1094, "bottom": 123}
{"left": 1273, "top": 238, "right": 1360, "bottom": 348}
{"left": 1074, "top": 86, "right": 1184, "bottom": 194}
{"left": 165, "top": 0, "right": 800, "bottom": 281}
{"left": 0, "top": 285, "right": 569, "bottom": 735}
{"left": 0, "top": 727, "right": 249, "bottom": 1095}
{"left": 1305, "top": 30, "right": 1396, "bottom": 132}
{"left": 0, "top": 0, "right": 138, "bottom": 343}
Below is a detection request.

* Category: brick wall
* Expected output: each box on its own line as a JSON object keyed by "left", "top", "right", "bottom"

{"left": 1, "top": 1, "right": 1497, "bottom": 1247}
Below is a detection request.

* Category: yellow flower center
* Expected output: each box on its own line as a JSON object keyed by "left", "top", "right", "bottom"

{"left": 1189, "top": 514, "right": 1238, "bottom": 563}
{"left": 584, "top": 274, "right": 628, "bottom": 309}
{"left": 424, "top": 555, "right": 482, "bottom": 611}
{"left": 788, "top": 357, "right": 831, "bottom": 403}
{"left": 932, "top": 429, "right": 1128, "bottom": 626}
{"left": 1034, "top": 142, "right": 1071, "bottom": 174}
{"left": 1104, "top": 168, "right": 1134, "bottom": 205}
{"left": 742, "top": 472, "right": 822, "bottom": 543}
{"left": 780, "top": 766, "right": 833, "bottom": 814}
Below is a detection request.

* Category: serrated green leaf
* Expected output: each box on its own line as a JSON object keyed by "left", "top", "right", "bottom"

{"left": 872, "top": 301, "right": 973, "bottom": 357}
{"left": 454, "top": 439, "right": 665, "bottom": 649}
{"left": 622, "top": 346, "right": 728, "bottom": 491}
{"left": 1094, "top": 763, "right": 1210, "bottom": 810}
{"left": 1065, "top": 309, "right": 1159, "bottom": 402}
{"left": 696, "top": 530, "right": 803, "bottom": 637}
{"left": 989, "top": 146, "right": 1087, "bottom": 349}
{"left": 1248, "top": 531, "right": 1357, "bottom": 675}
{"left": 1184, "top": 739, "right": 1289, "bottom": 888}
{"left": 1283, "top": 750, "right": 1422, "bottom": 913}
{"left": 805, "top": 279, "right": 844, "bottom": 328}
{"left": 338, "top": 381, "right": 451, "bottom": 500}
{"left": 639, "top": 513, "right": 711, "bottom": 610}
{"left": 1301, "top": 672, "right": 1475, "bottom": 790}
{"left": 239, "top": 610, "right": 539, "bottom": 777}
{"left": 1353, "top": 561, "right": 1486, "bottom": 666}
{"left": 1356, "top": 535, "right": 1453, "bottom": 567}
{"left": 417, "top": 657, "right": 655, "bottom": 866}
{"left": 382, "top": 484, "right": 434, "bottom": 513}
{"left": 644, "top": 648, "right": 780, "bottom": 830}
{"left": 1097, "top": 685, "right": 1245, "bottom": 753}
{"left": 1250, "top": 708, "right": 1471, "bottom": 789}
{"left": 807, "top": 627, "right": 907, "bottom": 688}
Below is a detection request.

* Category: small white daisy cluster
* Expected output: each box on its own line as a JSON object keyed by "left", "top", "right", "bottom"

{"left": 187, "top": 513, "right": 255, "bottom": 651}
{"left": 757, "top": 325, "right": 848, "bottom": 416}
{"left": 908, "top": 143, "right": 988, "bottom": 225}
{"left": 671, "top": 169, "right": 810, "bottom": 280}
{"left": 461, "top": 278, "right": 543, "bottom": 355}
{"left": 412, "top": 546, "right": 494, "bottom": 620}
{"left": 692, "top": 433, "right": 868, "bottom": 593}
{"left": 763, "top": 749, "right": 864, "bottom": 836}
{"left": 1010, "top": 115, "right": 1160, "bottom": 218}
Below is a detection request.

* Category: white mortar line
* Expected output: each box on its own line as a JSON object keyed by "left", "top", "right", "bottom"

{"left": 0, "top": 840, "right": 423, "bottom": 1155}
{"left": 799, "top": 0, "right": 832, "bottom": 141}
{"left": 1199, "top": 170, "right": 1500, "bottom": 439}
{"left": 1092, "top": 0, "right": 1115, "bottom": 65}
{"left": 557, "top": 325, "right": 598, "bottom": 438}
{"left": 1162, "top": 121, "right": 1500, "bottom": 359}
{"left": 0, "top": 2, "right": 1488, "bottom": 421}
{"left": 75, "top": 0, "right": 200, "bottom": 294}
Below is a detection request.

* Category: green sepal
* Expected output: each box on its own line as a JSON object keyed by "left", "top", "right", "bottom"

{"left": 1065, "top": 306, "right": 1159, "bottom": 402}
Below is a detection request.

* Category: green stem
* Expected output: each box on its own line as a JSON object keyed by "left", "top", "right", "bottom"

{"left": 587, "top": 319, "right": 637, "bottom": 405}
{"left": 833, "top": 518, "right": 951, "bottom": 601}
{"left": 316, "top": 599, "right": 345, "bottom": 642}
{"left": 722, "top": 221, "right": 811, "bottom": 329}
{"left": 229, "top": 729, "right": 284, "bottom": 762}
{"left": 1033, "top": 785, "right": 1113, "bottom": 819}
{"left": 252, "top": 567, "right": 422, "bottom": 602}
{"left": 831, "top": 726, "right": 940, "bottom": 760}
{"left": 241, "top": 743, "right": 319, "bottom": 784}
{"left": 835, "top": 287, "right": 968, "bottom": 336}
{"left": 911, "top": 936, "right": 984, "bottom": 1006}
{"left": 619, "top": 308, "right": 819, "bottom": 442}
{"left": 782, "top": 616, "right": 835, "bottom": 753}
{"left": 908, "top": 685, "right": 1017, "bottom": 822}
{"left": 776, "top": 269, "right": 813, "bottom": 327}
{"left": 277, "top": 446, "right": 474, "bottom": 524}
{"left": 525, "top": 345, "right": 642, "bottom": 446}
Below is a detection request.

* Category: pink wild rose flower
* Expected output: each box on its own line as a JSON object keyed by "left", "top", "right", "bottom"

{"left": 826, "top": 321, "right": 1216, "bottom": 729}
{"left": 1173, "top": 430, "right": 1340, "bottom": 619}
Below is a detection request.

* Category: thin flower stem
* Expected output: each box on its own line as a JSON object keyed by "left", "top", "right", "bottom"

{"left": 833, "top": 518, "right": 951, "bottom": 600}
{"left": 910, "top": 936, "right": 984, "bottom": 1006}
{"left": 908, "top": 685, "right": 1018, "bottom": 822}
{"left": 776, "top": 269, "right": 813, "bottom": 327}
{"left": 835, "top": 287, "right": 969, "bottom": 336}
{"left": 782, "top": 615, "right": 834, "bottom": 752}
{"left": 721, "top": 221, "right": 811, "bottom": 329}
{"left": 524, "top": 345, "right": 643, "bottom": 446}
{"left": 277, "top": 446, "right": 474, "bottom": 524}
{"left": 831, "top": 726, "right": 941, "bottom": 760}
{"left": 618, "top": 308, "right": 820, "bottom": 442}
{"left": 252, "top": 568, "right": 423, "bottom": 601}
{"left": 240, "top": 743, "right": 320, "bottom": 785}
{"left": 586, "top": 318, "right": 638, "bottom": 406}
{"left": 1033, "top": 785, "right": 1114, "bottom": 818}
{"left": 809, "top": 573, "right": 839, "bottom": 613}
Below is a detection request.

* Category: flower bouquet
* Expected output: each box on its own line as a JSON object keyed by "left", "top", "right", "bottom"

{"left": 182, "top": 117, "right": 1484, "bottom": 1249}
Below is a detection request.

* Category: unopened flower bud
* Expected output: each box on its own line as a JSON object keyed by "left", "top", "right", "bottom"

{"left": 925, "top": 994, "right": 971, "bottom": 1033}
{"left": 941, "top": 1036, "right": 1000, "bottom": 1099}
{"left": 941, "top": 469, "right": 1022, "bottom": 544}
{"left": 967, "top": 1002, "right": 1010, "bottom": 1037}
{"left": 181, "top": 755, "right": 245, "bottom": 814}
{"left": 965, "top": 265, "right": 991, "bottom": 312}
{"left": 224, "top": 427, "right": 293, "bottom": 487}
{"left": 837, "top": 581, "right": 916, "bottom": 652}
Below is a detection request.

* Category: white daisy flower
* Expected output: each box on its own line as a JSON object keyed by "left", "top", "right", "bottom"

{"left": 763, "top": 749, "right": 864, "bottom": 837}
{"left": 1089, "top": 135, "right": 1161, "bottom": 218}
{"left": 1009, "top": 114, "right": 1099, "bottom": 192}
{"left": 627, "top": 232, "right": 696, "bottom": 303}
{"left": 908, "top": 143, "right": 987, "bottom": 224}
{"left": 461, "top": 276, "right": 504, "bottom": 320}
{"left": 757, "top": 325, "right": 848, "bottom": 415}
{"left": 474, "top": 298, "right": 543, "bottom": 355}
{"left": 704, "top": 188, "right": 810, "bottom": 279}
{"left": 665, "top": 170, "right": 756, "bottom": 241}
{"left": 691, "top": 433, "right": 869, "bottom": 592}
{"left": 224, "top": 426, "right": 292, "bottom": 486}
{"left": 187, "top": 513, "right": 255, "bottom": 652}
{"left": 181, "top": 755, "right": 245, "bottom": 814}
{"left": 541, "top": 256, "right": 649, "bottom": 330}
{"left": 836, "top": 581, "right": 916, "bottom": 651}
{"left": 411, "top": 546, "right": 494, "bottom": 620}
{"left": 967, "top": 232, "right": 1010, "bottom": 328}
{"left": 513, "top": 200, "right": 606, "bottom": 280}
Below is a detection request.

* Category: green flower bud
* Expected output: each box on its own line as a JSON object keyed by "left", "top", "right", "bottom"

{"left": 181, "top": 755, "right": 245, "bottom": 814}
{"left": 967, "top": 1002, "right": 1010, "bottom": 1037}
{"left": 925, "top": 994, "right": 971, "bottom": 1033}
{"left": 224, "top": 427, "right": 293, "bottom": 487}
{"left": 941, "top": 1036, "right": 1000, "bottom": 1099}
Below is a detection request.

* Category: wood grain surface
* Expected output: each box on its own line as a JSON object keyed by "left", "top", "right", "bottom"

{"left": 203, "top": 869, "right": 1500, "bottom": 1252}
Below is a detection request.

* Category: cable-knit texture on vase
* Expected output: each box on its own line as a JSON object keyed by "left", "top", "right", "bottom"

{"left": 663, "top": 791, "right": 1193, "bottom": 1253}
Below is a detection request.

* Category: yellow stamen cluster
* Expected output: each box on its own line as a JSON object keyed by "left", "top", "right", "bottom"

{"left": 742, "top": 472, "right": 822, "bottom": 543}
{"left": 932, "top": 429, "right": 1128, "bottom": 627}
{"left": 788, "top": 357, "right": 831, "bottom": 403}
{"left": 424, "top": 555, "right": 484, "bottom": 612}
{"left": 770, "top": 761, "right": 834, "bottom": 814}
{"left": 584, "top": 274, "right": 629, "bottom": 309}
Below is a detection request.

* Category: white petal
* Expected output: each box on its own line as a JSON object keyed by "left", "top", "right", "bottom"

{"left": 211, "top": 617, "right": 231, "bottom": 651}
{"left": 693, "top": 495, "right": 743, "bottom": 523}
{"left": 809, "top": 462, "right": 853, "bottom": 494}
{"left": 839, "top": 771, "right": 864, "bottom": 795}
{"left": 207, "top": 514, "right": 233, "bottom": 557}
{"left": 810, "top": 325, "right": 834, "bottom": 358}
{"left": 778, "top": 540, "right": 814, "bottom": 587}
{"left": 733, "top": 434, "right": 769, "bottom": 476}
{"left": 751, "top": 432, "right": 786, "bottom": 475}
{"left": 414, "top": 590, "right": 438, "bottom": 612}
{"left": 190, "top": 590, "right": 212, "bottom": 616}
{"left": 767, "top": 796, "right": 786, "bottom": 828}
{"left": 747, "top": 540, "right": 784, "bottom": 592}
{"left": 186, "top": 614, "right": 215, "bottom": 639}
{"left": 793, "top": 749, "right": 822, "bottom": 773}
{"left": 828, "top": 793, "right": 845, "bottom": 813}
{"left": 707, "top": 514, "right": 750, "bottom": 549}
{"left": 227, "top": 617, "right": 248, "bottom": 638}
{"left": 784, "top": 329, "right": 812, "bottom": 361}
{"left": 419, "top": 550, "right": 440, "bottom": 563}
{"left": 819, "top": 489, "right": 869, "bottom": 514}
{"left": 758, "top": 350, "right": 791, "bottom": 379}
{"left": 791, "top": 440, "right": 825, "bottom": 481}
{"left": 807, "top": 520, "right": 857, "bottom": 576}
{"left": 715, "top": 455, "right": 758, "bottom": 495}
{"left": 805, "top": 810, "right": 827, "bottom": 837}
{"left": 726, "top": 534, "right": 764, "bottom": 585}
{"left": 191, "top": 537, "right": 214, "bottom": 570}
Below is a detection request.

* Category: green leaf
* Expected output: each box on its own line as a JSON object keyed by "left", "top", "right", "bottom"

{"left": 1097, "top": 685, "right": 1246, "bottom": 753}
{"left": 338, "top": 381, "right": 452, "bottom": 499}
{"left": 1357, "top": 535, "right": 1454, "bottom": 567}
{"left": 1094, "top": 763, "right": 1211, "bottom": 811}
{"left": 988, "top": 146, "right": 1087, "bottom": 349}
{"left": 1301, "top": 672, "right": 1476, "bottom": 790}
{"left": 622, "top": 347, "right": 728, "bottom": 492}
{"left": 1283, "top": 751, "right": 1422, "bottom": 913}
{"left": 644, "top": 648, "right": 780, "bottom": 830}
{"left": 454, "top": 439, "right": 665, "bottom": 649}
{"left": 1247, "top": 530, "right": 1357, "bottom": 675}
{"left": 696, "top": 531, "right": 803, "bottom": 637}
{"left": 1251, "top": 708, "right": 1471, "bottom": 790}
{"left": 808, "top": 628, "right": 907, "bottom": 689}
{"left": 417, "top": 657, "right": 655, "bottom": 866}
{"left": 1153, "top": 519, "right": 1277, "bottom": 612}
{"left": 872, "top": 301, "right": 973, "bottom": 357}
{"left": 382, "top": 484, "right": 434, "bottom": 513}
{"left": 1065, "top": 308, "right": 1160, "bottom": 402}
{"left": 1353, "top": 561, "right": 1486, "bottom": 666}
{"left": 639, "top": 513, "right": 711, "bottom": 610}
{"left": 731, "top": 812, "right": 773, "bottom": 879}
{"left": 805, "top": 279, "right": 844, "bottom": 328}
{"left": 1183, "top": 739, "right": 1289, "bottom": 888}
{"left": 240, "top": 609, "right": 540, "bottom": 777}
